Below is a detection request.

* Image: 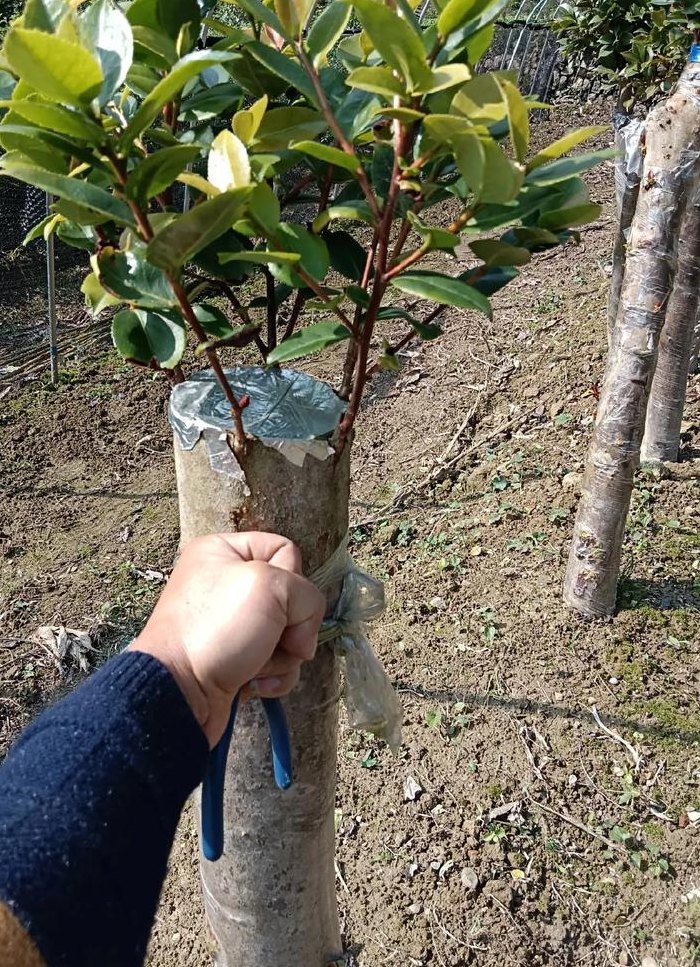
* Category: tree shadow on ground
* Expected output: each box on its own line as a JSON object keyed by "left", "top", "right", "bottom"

{"left": 616, "top": 575, "right": 700, "bottom": 612}
{"left": 396, "top": 682, "right": 700, "bottom": 747}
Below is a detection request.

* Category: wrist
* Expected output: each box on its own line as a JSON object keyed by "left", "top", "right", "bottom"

{"left": 128, "top": 635, "right": 213, "bottom": 745}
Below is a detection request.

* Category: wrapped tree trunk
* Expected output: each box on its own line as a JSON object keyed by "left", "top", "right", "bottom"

{"left": 608, "top": 108, "right": 644, "bottom": 344}
{"left": 642, "top": 175, "right": 700, "bottom": 462}
{"left": 171, "top": 371, "right": 349, "bottom": 967}
{"left": 563, "top": 58, "right": 700, "bottom": 618}
{"left": 690, "top": 305, "right": 700, "bottom": 373}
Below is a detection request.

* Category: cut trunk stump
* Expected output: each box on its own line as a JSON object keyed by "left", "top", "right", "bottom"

{"left": 563, "top": 59, "right": 700, "bottom": 618}
{"left": 174, "top": 431, "right": 350, "bottom": 967}
{"left": 642, "top": 175, "right": 700, "bottom": 462}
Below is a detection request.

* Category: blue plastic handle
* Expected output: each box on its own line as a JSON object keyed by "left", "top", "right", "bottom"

{"left": 201, "top": 693, "right": 292, "bottom": 862}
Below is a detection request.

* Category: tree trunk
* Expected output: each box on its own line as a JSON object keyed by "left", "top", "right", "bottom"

{"left": 641, "top": 179, "right": 700, "bottom": 462}
{"left": 608, "top": 110, "right": 644, "bottom": 344}
{"left": 174, "top": 425, "right": 350, "bottom": 966}
{"left": 690, "top": 305, "right": 700, "bottom": 373}
{"left": 563, "top": 59, "right": 700, "bottom": 618}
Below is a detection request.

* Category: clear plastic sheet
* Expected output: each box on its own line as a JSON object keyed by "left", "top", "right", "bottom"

{"left": 312, "top": 537, "right": 402, "bottom": 751}
{"left": 169, "top": 367, "right": 346, "bottom": 475}
{"left": 614, "top": 115, "right": 644, "bottom": 226}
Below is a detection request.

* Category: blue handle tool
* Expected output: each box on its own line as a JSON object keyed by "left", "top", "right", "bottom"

{"left": 201, "top": 692, "right": 293, "bottom": 862}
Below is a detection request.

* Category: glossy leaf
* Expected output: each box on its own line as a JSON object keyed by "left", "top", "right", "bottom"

{"left": 111, "top": 307, "right": 186, "bottom": 368}
{"left": 524, "top": 149, "right": 615, "bottom": 186}
{"left": 252, "top": 106, "right": 326, "bottom": 151}
{"left": 313, "top": 201, "right": 376, "bottom": 233}
{"left": 391, "top": 270, "right": 492, "bottom": 317}
{"left": 246, "top": 42, "right": 317, "bottom": 104}
{"left": 81, "top": 271, "right": 121, "bottom": 315}
{"left": 126, "top": 145, "right": 200, "bottom": 203}
{"left": 131, "top": 25, "right": 178, "bottom": 68}
{"left": 496, "top": 76, "right": 528, "bottom": 162}
{"left": 414, "top": 63, "right": 471, "bottom": 95}
{"left": 527, "top": 126, "right": 608, "bottom": 170}
{"left": 411, "top": 319, "right": 443, "bottom": 339}
{"left": 539, "top": 202, "right": 602, "bottom": 231}
{"left": 459, "top": 264, "right": 517, "bottom": 295}
{"left": 437, "top": 0, "right": 493, "bottom": 38}
{"left": 326, "top": 230, "right": 368, "bottom": 281}
{"left": 349, "top": 0, "right": 432, "bottom": 91}
{"left": 193, "top": 302, "right": 235, "bottom": 339}
{"left": 208, "top": 130, "right": 251, "bottom": 192}
{"left": 94, "top": 246, "right": 176, "bottom": 308}
{"left": 232, "top": 94, "right": 267, "bottom": 144}
{"left": 147, "top": 188, "right": 252, "bottom": 273}
{"left": 79, "top": 0, "right": 133, "bottom": 104}
{"left": 266, "top": 320, "right": 350, "bottom": 364}
{"left": 307, "top": 2, "right": 352, "bottom": 68}
{"left": 470, "top": 238, "right": 530, "bottom": 266}
{"left": 220, "top": 249, "right": 301, "bottom": 266}
{"left": 247, "top": 182, "right": 280, "bottom": 237}
{"left": 0, "top": 160, "right": 135, "bottom": 225}
{"left": 218, "top": 0, "right": 285, "bottom": 37}
{"left": 19, "top": 0, "right": 68, "bottom": 32}
{"left": 0, "top": 98, "right": 105, "bottom": 143}
{"left": 480, "top": 139, "right": 523, "bottom": 203}
{"left": 291, "top": 140, "right": 361, "bottom": 174}
{"left": 346, "top": 65, "right": 405, "bottom": 101}
{"left": 192, "top": 229, "right": 253, "bottom": 281}
{"left": 122, "top": 50, "right": 235, "bottom": 143}
{"left": 3, "top": 27, "right": 103, "bottom": 107}
{"left": 270, "top": 223, "right": 330, "bottom": 287}
{"left": 157, "top": 0, "right": 200, "bottom": 40}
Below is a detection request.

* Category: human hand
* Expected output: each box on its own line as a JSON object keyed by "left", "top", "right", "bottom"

{"left": 129, "top": 533, "right": 325, "bottom": 746}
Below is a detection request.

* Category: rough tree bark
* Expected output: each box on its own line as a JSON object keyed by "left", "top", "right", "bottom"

{"left": 563, "top": 59, "right": 700, "bottom": 618}
{"left": 608, "top": 108, "right": 644, "bottom": 345}
{"left": 174, "top": 430, "right": 351, "bottom": 966}
{"left": 690, "top": 306, "right": 700, "bottom": 373}
{"left": 641, "top": 176, "right": 700, "bottom": 462}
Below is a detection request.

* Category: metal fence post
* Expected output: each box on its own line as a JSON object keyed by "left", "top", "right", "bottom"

{"left": 46, "top": 193, "right": 58, "bottom": 385}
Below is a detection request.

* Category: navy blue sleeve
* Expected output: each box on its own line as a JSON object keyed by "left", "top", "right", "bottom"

{"left": 0, "top": 650, "right": 209, "bottom": 967}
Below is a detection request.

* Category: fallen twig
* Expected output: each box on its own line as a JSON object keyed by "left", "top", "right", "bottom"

{"left": 591, "top": 705, "right": 642, "bottom": 772}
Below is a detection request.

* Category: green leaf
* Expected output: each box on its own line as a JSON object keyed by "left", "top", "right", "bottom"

{"left": 411, "top": 319, "right": 442, "bottom": 339}
{"left": 0, "top": 161, "right": 135, "bottom": 225}
{"left": 180, "top": 81, "right": 243, "bottom": 120}
{"left": 539, "top": 202, "right": 601, "bottom": 231}
{"left": 251, "top": 106, "right": 326, "bottom": 151}
{"left": 147, "top": 188, "right": 252, "bottom": 273}
{"left": 19, "top": 0, "right": 68, "bottom": 32}
{"left": 452, "top": 129, "right": 486, "bottom": 196}
{"left": 246, "top": 42, "right": 317, "bottom": 104}
{"left": 480, "top": 138, "right": 523, "bottom": 203}
{"left": 496, "top": 77, "right": 528, "bottom": 162}
{"left": 193, "top": 302, "right": 235, "bottom": 339}
{"left": 248, "top": 182, "right": 280, "bottom": 237}
{"left": 524, "top": 149, "right": 614, "bottom": 186}
{"left": 414, "top": 63, "right": 471, "bottom": 95}
{"left": 3, "top": 27, "right": 103, "bottom": 107}
{"left": 307, "top": 2, "right": 352, "bottom": 68}
{"left": 349, "top": 0, "right": 432, "bottom": 91}
{"left": 157, "top": 0, "right": 200, "bottom": 41}
{"left": 267, "top": 320, "right": 350, "bottom": 364}
{"left": 437, "top": 0, "right": 492, "bottom": 38}
{"left": 527, "top": 126, "right": 608, "bottom": 170}
{"left": 326, "top": 230, "right": 368, "bottom": 281}
{"left": 270, "top": 223, "right": 330, "bottom": 287}
{"left": 0, "top": 98, "right": 104, "bottom": 142}
{"left": 391, "top": 270, "right": 492, "bottom": 317}
{"left": 126, "top": 145, "right": 201, "bottom": 204}
{"left": 312, "top": 201, "right": 376, "bottom": 232}
{"left": 111, "top": 307, "right": 186, "bottom": 368}
{"left": 55, "top": 218, "right": 96, "bottom": 250}
{"left": 346, "top": 65, "right": 405, "bottom": 101}
{"left": 470, "top": 238, "right": 530, "bottom": 266}
{"left": 459, "top": 264, "right": 517, "bottom": 295}
{"left": 345, "top": 284, "right": 369, "bottom": 306}
{"left": 79, "top": 0, "right": 133, "bottom": 104}
{"left": 82, "top": 271, "right": 122, "bottom": 314}
{"left": 218, "top": 0, "right": 285, "bottom": 37}
{"left": 220, "top": 249, "right": 301, "bottom": 265}
{"left": 94, "top": 246, "right": 176, "bottom": 308}
{"left": 292, "top": 140, "right": 361, "bottom": 174}
{"left": 232, "top": 94, "right": 267, "bottom": 144}
{"left": 193, "top": 229, "right": 253, "bottom": 281}
{"left": 131, "top": 25, "right": 179, "bottom": 68}
{"left": 122, "top": 50, "right": 235, "bottom": 143}
{"left": 371, "top": 142, "right": 394, "bottom": 201}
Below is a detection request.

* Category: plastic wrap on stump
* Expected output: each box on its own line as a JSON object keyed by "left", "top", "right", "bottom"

{"left": 170, "top": 367, "right": 350, "bottom": 967}
{"left": 608, "top": 113, "right": 644, "bottom": 345}
{"left": 563, "top": 58, "right": 700, "bottom": 618}
{"left": 642, "top": 174, "right": 700, "bottom": 462}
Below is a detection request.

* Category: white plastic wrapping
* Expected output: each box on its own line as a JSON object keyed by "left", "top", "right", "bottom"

{"left": 169, "top": 367, "right": 347, "bottom": 476}
{"left": 614, "top": 115, "right": 644, "bottom": 228}
{"left": 312, "top": 537, "right": 402, "bottom": 751}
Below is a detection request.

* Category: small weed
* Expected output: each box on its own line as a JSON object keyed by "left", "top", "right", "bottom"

{"left": 546, "top": 507, "right": 569, "bottom": 524}
{"left": 483, "top": 823, "right": 508, "bottom": 844}
{"left": 477, "top": 606, "right": 499, "bottom": 645}
{"left": 553, "top": 411, "right": 574, "bottom": 426}
{"left": 506, "top": 531, "right": 547, "bottom": 554}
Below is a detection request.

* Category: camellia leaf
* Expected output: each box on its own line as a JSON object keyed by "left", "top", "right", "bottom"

{"left": 121, "top": 50, "right": 235, "bottom": 143}
{"left": 81, "top": 271, "right": 122, "bottom": 316}
{"left": 524, "top": 149, "right": 615, "bottom": 186}
{"left": 312, "top": 201, "right": 376, "bottom": 233}
{"left": 232, "top": 93, "right": 267, "bottom": 144}
{"left": 111, "top": 307, "right": 186, "bottom": 368}
{"left": 291, "top": 140, "right": 361, "bottom": 175}
{"left": 325, "top": 230, "right": 368, "bottom": 281}
{"left": 147, "top": 187, "right": 252, "bottom": 273}
{"left": 414, "top": 63, "right": 471, "bottom": 95}
{"left": 539, "top": 202, "right": 601, "bottom": 231}
{"left": 246, "top": 41, "right": 317, "bottom": 104}
{"left": 220, "top": 249, "right": 301, "bottom": 265}
{"left": 207, "top": 129, "right": 251, "bottom": 192}
{"left": 495, "top": 76, "right": 528, "bottom": 163}
{"left": 307, "top": 1, "right": 352, "bottom": 68}
{"left": 459, "top": 264, "right": 517, "bottom": 295}
{"left": 0, "top": 98, "right": 105, "bottom": 143}
{"left": 270, "top": 222, "right": 330, "bottom": 287}
{"left": 19, "top": 0, "right": 68, "bottom": 32}
{"left": 346, "top": 65, "right": 405, "bottom": 101}
{"left": 79, "top": 0, "right": 134, "bottom": 105}
{"left": 218, "top": 0, "right": 285, "bottom": 37}
{"left": 131, "top": 25, "right": 178, "bottom": 68}
{"left": 437, "top": 0, "right": 493, "bottom": 38}
{"left": 527, "top": 126, "right": 608, "bottom": 170}
{"left": 266, "top": 320, "right": 350, "bottom": 364}
{"left": 93, "top": 246, "right": 176, "bottom": 308}
{"left": 126, "top": 144, "right": 201, "bottom": 203}
{"left": 391, "top": 270, "right": 492, "bottom": 317}
{"left": 157, "top": 0, "right": 201, "bottom": 40}
{"left": 247, "top": 182, "right": 280, "bottom": 237}
{"left": 251, "top": 105, "right": 326, "bottom": 151}
{"left": 193, "top": 302, "right": 235, "bottom": 339}
{"left": 349, "top": 0, "right": 432, "bottom": 92}
{"left": 0, "top": 160, "right": 135, "bottom": 225}
{"left": 470, "top": 238, "right": 531, "bottom": 266}
{"left": 3, "top": 27, "right": 104, "bottom": 107}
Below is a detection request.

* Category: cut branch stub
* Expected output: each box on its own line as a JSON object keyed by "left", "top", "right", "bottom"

{"left": 563, "top": 59, "right": 700, "bottom": 618}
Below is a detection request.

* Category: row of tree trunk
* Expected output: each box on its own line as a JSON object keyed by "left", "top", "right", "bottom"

{"left": 564, "top": 56, "right": 700, "bottom": 618}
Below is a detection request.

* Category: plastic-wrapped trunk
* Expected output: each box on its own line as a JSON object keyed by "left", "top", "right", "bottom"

{"left": 690, "top": 306, "right": 700, "bottom": 373}
{"left": 642, "top": 172, "right": 700, "bottom": 462}
{"left": 563, "top": 58, "right": 700, "bottom": 618}
{"left": 170, "top": 368, "right": 349, "bottom": 966}
{"left": 608, "top": 111, "right": 644, "bottom": 344}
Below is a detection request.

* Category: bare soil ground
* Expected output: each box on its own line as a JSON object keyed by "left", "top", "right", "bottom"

{"left": 1, "top": 106, "right": 699, "bottom": 967}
